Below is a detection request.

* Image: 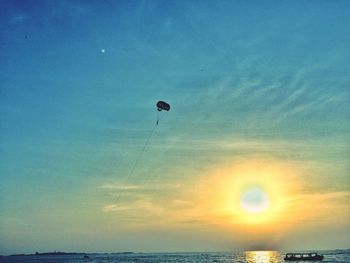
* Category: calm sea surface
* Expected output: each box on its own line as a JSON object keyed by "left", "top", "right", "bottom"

{"left": 1, "top": 250, "right": 349, "bottom": 263}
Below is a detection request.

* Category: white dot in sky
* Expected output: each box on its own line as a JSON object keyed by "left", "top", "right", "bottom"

{"left": 240, "top": 187, "right": 270, "bottom": 214}
{"left": 101, "top": 49, "right": 106, "bottom": 53}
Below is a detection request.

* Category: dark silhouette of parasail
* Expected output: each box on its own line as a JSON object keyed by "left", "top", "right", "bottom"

{"left": 156, "top": 101, "right": 170, "bottom": 111}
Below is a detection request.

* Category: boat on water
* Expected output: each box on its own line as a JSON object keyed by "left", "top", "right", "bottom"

{"left": 284, "top": 252, "right": 324, "bottom": 261}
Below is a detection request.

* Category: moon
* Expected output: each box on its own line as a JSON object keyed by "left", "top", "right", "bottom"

{"left": 240, "top": 187, "right": 270, "bottom": 214}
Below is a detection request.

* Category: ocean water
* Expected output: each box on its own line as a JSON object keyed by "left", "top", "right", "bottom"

{"left": 1, "top": 250, "right": 349, "bottom": 263}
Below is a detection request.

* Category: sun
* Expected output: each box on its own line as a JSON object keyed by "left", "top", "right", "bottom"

{"left": 194, "top": 159, "right": 301, "bottom": 226}
{"left": 240, "top": 187, "right": 270, "bottom": 214}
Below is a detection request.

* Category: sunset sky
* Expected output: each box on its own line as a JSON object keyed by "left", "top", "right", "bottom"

{"left": 1, "top": 0, "right": 349, "bottom": 255}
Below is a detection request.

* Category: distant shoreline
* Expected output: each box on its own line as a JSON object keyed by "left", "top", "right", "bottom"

{"left": 5, "top": 251, "right": 134, "bottom": 257}
{"left": 1, "top": 249, "right": 349, "bottom": 257}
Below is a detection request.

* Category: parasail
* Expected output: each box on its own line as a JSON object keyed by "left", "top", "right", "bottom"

{"left": 156, "top": 101, "right": 170, "bottom": 111}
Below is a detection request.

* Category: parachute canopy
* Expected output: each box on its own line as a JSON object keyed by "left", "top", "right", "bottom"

{"left": 156, "top": 101, "right": 170, "bottom": 111}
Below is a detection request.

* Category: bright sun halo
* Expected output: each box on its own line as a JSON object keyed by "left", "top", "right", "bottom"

{"left": 201, "top": 160, "right": 301, "bottom": 225}
{"left": 240, "top": 187, "right": 270, "bottom": 214}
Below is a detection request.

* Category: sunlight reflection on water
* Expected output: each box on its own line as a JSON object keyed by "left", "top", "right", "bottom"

{"left": 245, "top": 251, "right": 279, "bottom": 263}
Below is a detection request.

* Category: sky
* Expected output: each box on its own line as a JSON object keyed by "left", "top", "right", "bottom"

{"left": 0, "top": 0, "right": 349, "bottom": 255}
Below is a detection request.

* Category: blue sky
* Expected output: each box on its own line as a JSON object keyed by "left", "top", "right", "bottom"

{"left": 0, "top": 0, "right": 349, "bottom": 254}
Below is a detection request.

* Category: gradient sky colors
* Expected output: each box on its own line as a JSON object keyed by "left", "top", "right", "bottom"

{"left": 1, "top": 0, "right": 349, "bottom": 255}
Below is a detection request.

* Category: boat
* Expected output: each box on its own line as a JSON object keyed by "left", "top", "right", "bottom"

{"left": 284, "top": 252, "right": 324, "bottom": 261}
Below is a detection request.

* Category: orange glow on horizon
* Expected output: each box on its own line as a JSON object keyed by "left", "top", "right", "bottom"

{"left": 192, "top": 159, "right": 303, "bottom": 229}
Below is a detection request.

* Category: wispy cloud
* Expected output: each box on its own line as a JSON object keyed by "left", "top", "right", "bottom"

{"left": 9, "top": 14, "right": 27, "bottom": 24}
{"left": 100, "top": 183, "right": 183, "bottom": 191}
{"left": 103, "top": 199, "right": 163, "bottom": 215}
{"left": 103, "top": 204, "right": 129, "bottom": 212}
{"left": 100, "top": 184, "right": 144, "bottom": 190}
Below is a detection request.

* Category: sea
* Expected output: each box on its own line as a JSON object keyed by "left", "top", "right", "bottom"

{"left": 0, "top": 250, "right": 349, "bottom": 263}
